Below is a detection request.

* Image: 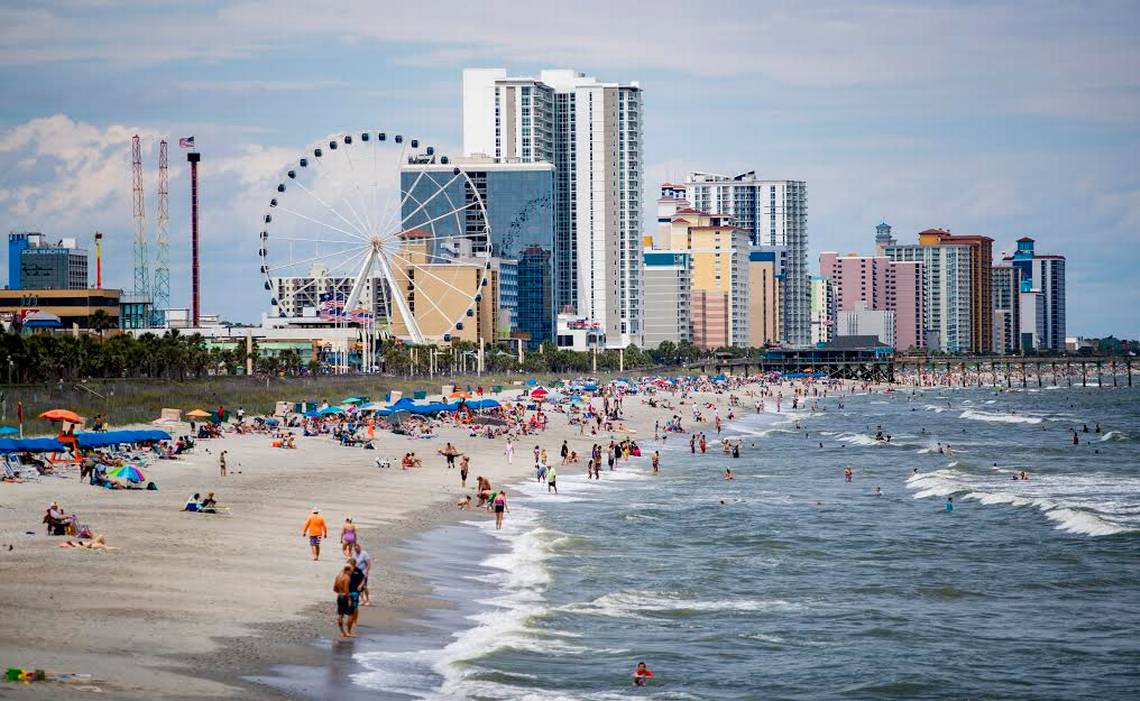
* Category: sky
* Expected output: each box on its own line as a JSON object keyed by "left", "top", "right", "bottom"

{"left": 0, "top": 0, "right": 1138, "bottom": 337}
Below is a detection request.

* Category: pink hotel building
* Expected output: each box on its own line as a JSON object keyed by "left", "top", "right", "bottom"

{"left": 819, "top": 252, "right": 925, "bottom": 351}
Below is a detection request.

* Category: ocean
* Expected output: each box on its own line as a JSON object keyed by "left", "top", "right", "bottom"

{"left": 271, "top": 385, "right": 1140, "bottom": 700}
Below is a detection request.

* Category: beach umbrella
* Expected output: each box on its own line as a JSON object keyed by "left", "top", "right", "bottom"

{"left": 341, "top": 397, "right": 364, "bottom": 404}
{"left": 531, "top": 387, "right": 548, "bottom": 399}
{"left": 450, "top": 390, "right": 471, "bottom": 399}
{"left": 186, "top": 409, "right": 211, "bottom": 418}
{"left": 107, "top": 465, "right": 146, "bottom": 483}
{"left": 318, "top": 406, "right": 346, "bottom": 416}
{"left": 40, "top": 409, "right": 85, "bottom": 424}
{"left": 0, "top": 426, "right": 18, "bottom": 435}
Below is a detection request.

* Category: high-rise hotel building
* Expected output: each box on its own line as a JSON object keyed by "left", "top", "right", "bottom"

{"left": 462, "top": 68, "right": 643, "bottom": 348}
{"left": 683, "top": 172, "right": 809, "bottom": 346}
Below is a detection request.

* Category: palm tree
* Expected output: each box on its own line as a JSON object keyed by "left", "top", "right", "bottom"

{"left": 88, "top": 309, "right": 115, "bottom": 338}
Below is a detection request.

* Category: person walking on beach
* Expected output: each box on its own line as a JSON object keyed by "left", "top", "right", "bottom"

{"left": 493, "top": 489, "right": 508, "bottom": 530}
{"left": 219, "top": 450, "right": 228, "bottom": 478}
{"left": 340, "top": 517, "right": 357, "bottom": 558}
{"left": 348, "top": 557, "right": 366, "bottom": 631}
{"left": 353, "top": 543, "right": 373, "bottom": 606}
{"left": 303, "top": 508, "right": 328, "bottom": 561}
{"left": 505, "top": 438, "right": 514, "bottom": 464}
{"left": 459, "top": 455, "right": 470, "bottom": 488}
{"left": 440, "top": 442, "right": 458, "bottom": 469}
{"left": 561, "top": 440, "right": 569, "bottom": 464}
{"left": 547, "top": 464, "right": 558, "bottom": 494}
{"left": 333, "top": 563, "right": 355, "bottom": 637}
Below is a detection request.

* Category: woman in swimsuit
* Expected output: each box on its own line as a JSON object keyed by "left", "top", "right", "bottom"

{"left": 493, "top": 489, "right": 508, "bottom": 530}
{"left": 341, "top": 517, "right": 357, "bottom": 557}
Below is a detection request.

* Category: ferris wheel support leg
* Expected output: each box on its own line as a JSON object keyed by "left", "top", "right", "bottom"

{"left": 375, "top": 254, "right": 425, "bottom": 345}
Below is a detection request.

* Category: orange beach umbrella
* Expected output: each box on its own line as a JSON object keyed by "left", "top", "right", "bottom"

{"left": 39, "top": 409, "right": 84, "bottom": 424}
{"left": 186, "top": 409, "right": 211, "bottom": 418}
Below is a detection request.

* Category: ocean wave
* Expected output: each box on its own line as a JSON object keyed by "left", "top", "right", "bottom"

{"left": 836, "top": 432, "right": 892, "bottom": 447}
{"left": 560, "top": 590, "right": 800, "bottom": 619}
{"left": 959, "top": 409, "right": 1043, "bottom": 424}
{"left": 907, "top": 468, "right": 1139, "bottom": 537}
{"left": 1100, "top": 430, "right": 1129, "bottom": 442}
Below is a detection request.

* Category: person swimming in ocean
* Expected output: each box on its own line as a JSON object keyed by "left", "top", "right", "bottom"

{"left": 945, "top": 496, "right": 954, "bottom": 512}
{"left": 844, "top": 465, "right": 853, "bottom": 482}
{"left": 633, "top": 662, "right": 654, "bottom": 686}
{"left": 874, "top": 486, "right": 882, "bottom": 497}
{"left": 724, "top": 468, "right": 734, "bottom": 480}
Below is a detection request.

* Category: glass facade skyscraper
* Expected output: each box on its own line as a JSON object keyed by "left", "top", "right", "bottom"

{"left": 400, "top": 160, "right": 555, "bottom": 348}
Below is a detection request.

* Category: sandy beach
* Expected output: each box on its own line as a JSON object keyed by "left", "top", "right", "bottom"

{"left": 0, "top": 381, "right": 753, "bottom": 699}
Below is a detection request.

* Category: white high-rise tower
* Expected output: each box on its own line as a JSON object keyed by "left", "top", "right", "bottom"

{"left": 462, "top": 68, "right": 643, "bottom": 348}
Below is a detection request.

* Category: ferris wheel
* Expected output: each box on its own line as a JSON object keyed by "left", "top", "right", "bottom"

{"left": 259, "top": 130, "right": 491, "bottom": 344}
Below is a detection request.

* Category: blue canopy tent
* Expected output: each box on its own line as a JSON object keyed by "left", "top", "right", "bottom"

{"left": 0, "top": 429, "right": 172, "bottom": 454}
{"left": 76, "top": 429, "right": 171, "bottom": 448}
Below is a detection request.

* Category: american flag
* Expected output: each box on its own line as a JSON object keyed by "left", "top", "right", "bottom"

{"left": 178, "top": 136, "right": 195, "bottom": 148}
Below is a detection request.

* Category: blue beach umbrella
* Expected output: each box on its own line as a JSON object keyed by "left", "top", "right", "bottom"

{"left": 0, "top": 426, "right": 19, "bottom": 435}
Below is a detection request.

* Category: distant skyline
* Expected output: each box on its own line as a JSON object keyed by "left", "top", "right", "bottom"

{"left": 0, "top": 0, "right": 1137, "bottom": 338}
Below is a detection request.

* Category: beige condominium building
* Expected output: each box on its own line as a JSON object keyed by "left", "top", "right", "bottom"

{"left": 389, "top": 230, "right": 498, "bottom": 343}
{"left": 666, "top": 209, "right": 750, "bottom": 350}
{"left": 748, "top": 247, "right": 783, "bottom": 347}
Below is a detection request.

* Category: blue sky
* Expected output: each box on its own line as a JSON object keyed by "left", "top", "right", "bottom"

{"left": 1, "top": 0, "right": 1138, "bottom": 337}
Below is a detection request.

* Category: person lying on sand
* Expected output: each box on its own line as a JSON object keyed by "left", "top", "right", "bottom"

{"left": 59, "top": 534, "right": 114, "bottom": 550}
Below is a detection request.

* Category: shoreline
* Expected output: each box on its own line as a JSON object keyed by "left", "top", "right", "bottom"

{"left": 239, "top": 391, "right": 796, "bottom": 700}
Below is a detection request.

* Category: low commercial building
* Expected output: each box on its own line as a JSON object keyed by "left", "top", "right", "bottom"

{"left": 837, "top": 301, "right": 895, "bottom": 347}
{"left": 0, "top": 288, "right": 120, "bottom": 329}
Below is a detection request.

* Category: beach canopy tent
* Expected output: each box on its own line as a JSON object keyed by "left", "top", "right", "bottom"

{"left": 0, "top": 426, "right": 18, "bottom": 435}
{"left": 76, "top": 429, "right": 171, "bottom": 448}
{"left": 0, "top": 429, "right": 172, "bottom": 454}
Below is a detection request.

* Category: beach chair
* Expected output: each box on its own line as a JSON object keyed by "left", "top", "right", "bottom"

{"left": 3, "top": 456, "right": 23, "bottom": 480}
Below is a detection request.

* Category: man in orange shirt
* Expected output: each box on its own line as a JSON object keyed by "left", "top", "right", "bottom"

{"left": 302, "top": 507, "right": 329, "bottom": 560}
